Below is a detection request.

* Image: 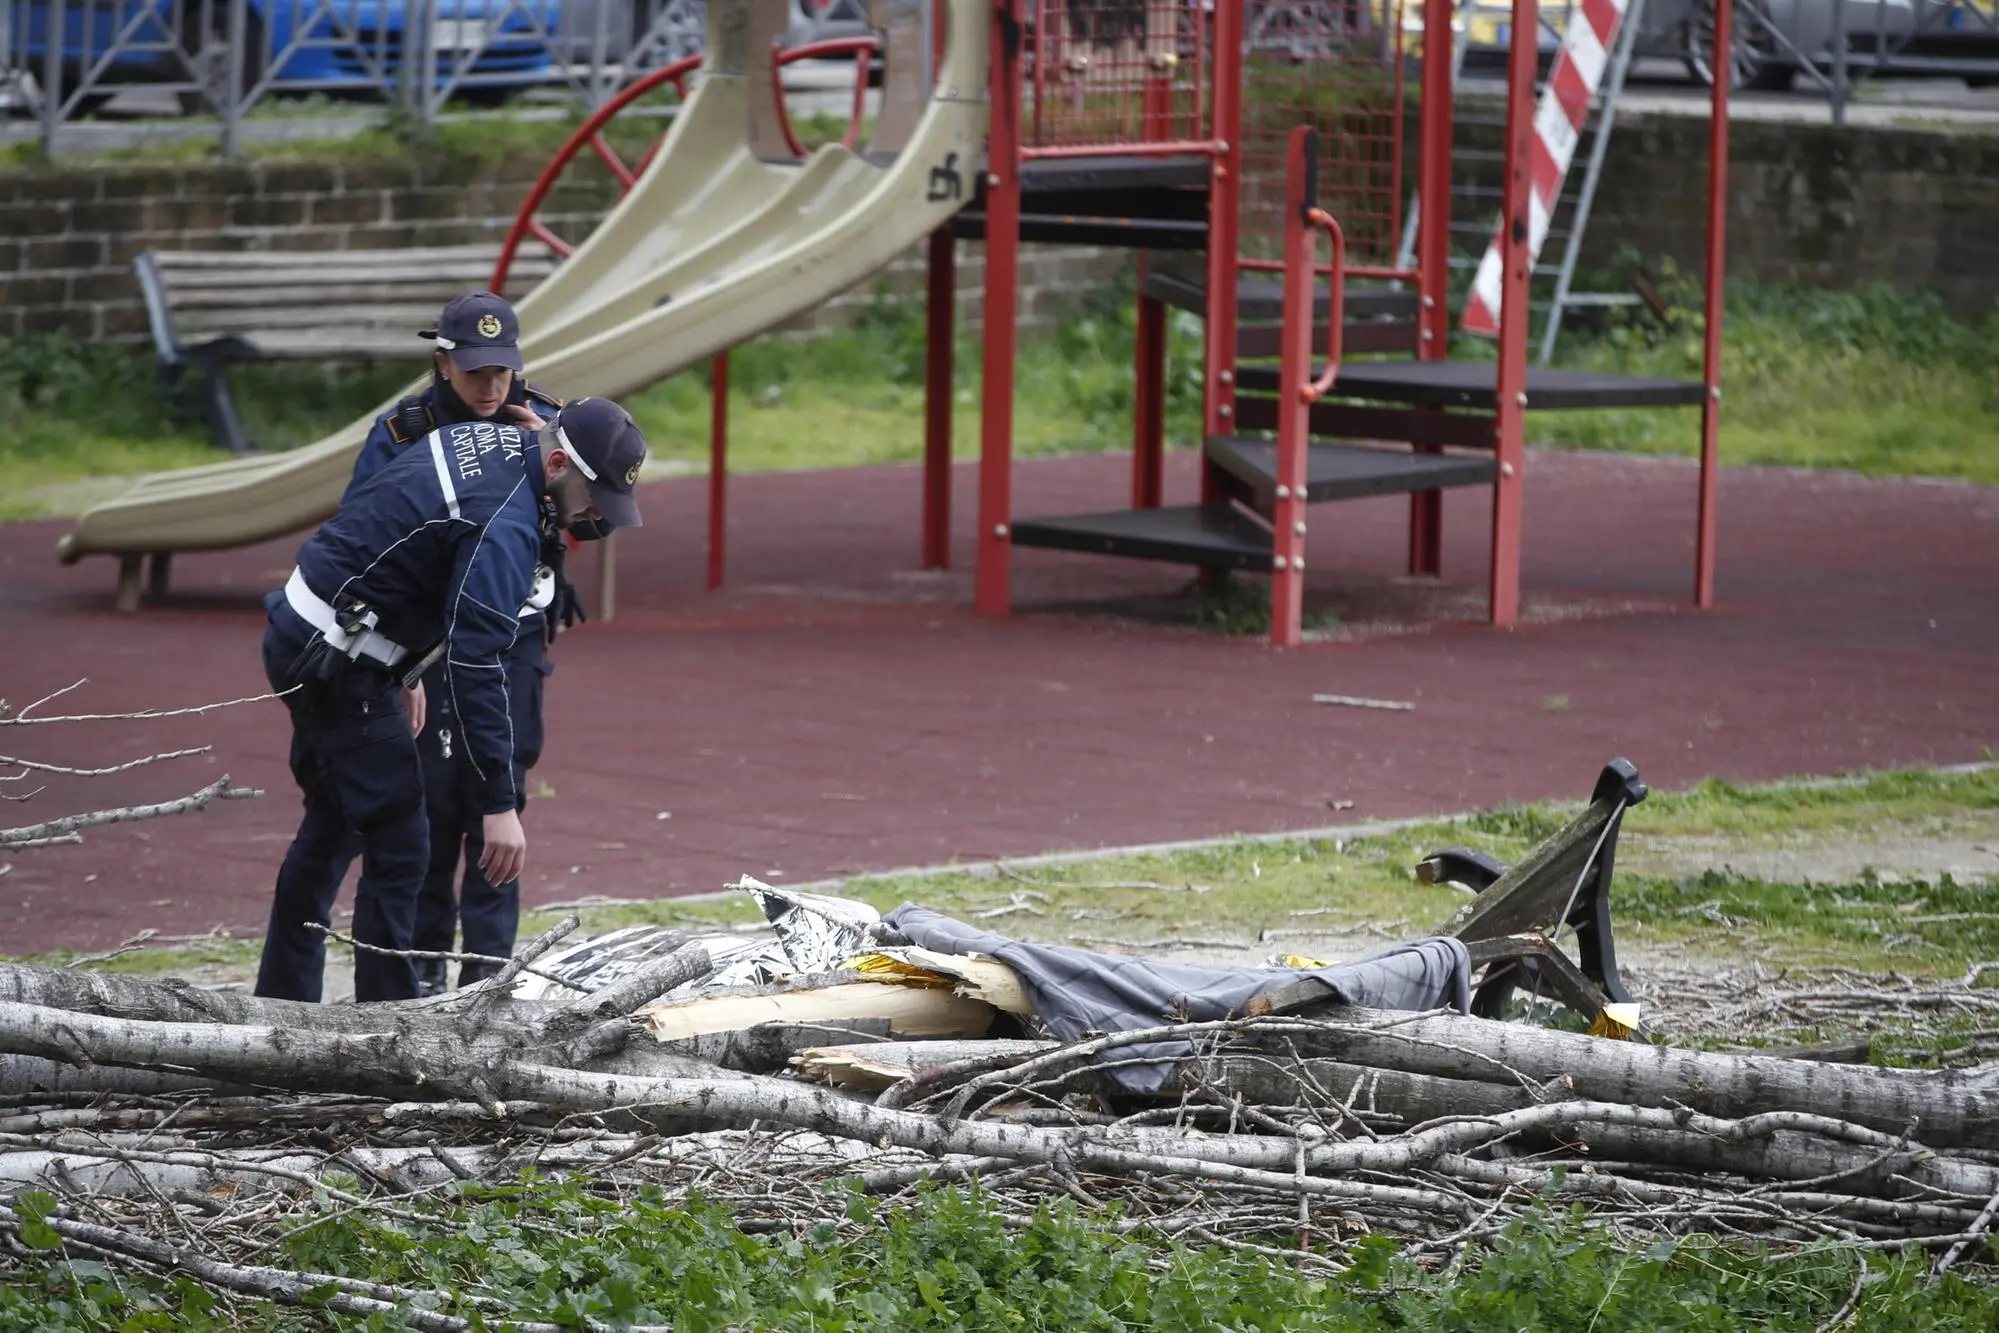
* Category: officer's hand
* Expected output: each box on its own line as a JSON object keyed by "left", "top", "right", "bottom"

{"left": 505, "top": 403, "right": 547, "bottom": 432}
{"left": 480, "top": 810, "right": 527, "bottom": 887}
{"left": 405, "top": 681, "right": 427, "bottom": 737}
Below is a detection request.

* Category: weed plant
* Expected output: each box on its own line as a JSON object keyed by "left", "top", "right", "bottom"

{"left": 3, "top": 1180, "right": 1995, "bottom": 1329}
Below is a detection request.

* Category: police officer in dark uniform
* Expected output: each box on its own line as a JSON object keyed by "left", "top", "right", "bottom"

{"left": 256, "top": 396, "right": 649, "bottom": 1003}
{"left": 341, "top": 292, "right": 606, "bottom": 994}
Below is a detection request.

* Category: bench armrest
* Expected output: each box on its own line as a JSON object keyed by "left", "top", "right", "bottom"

{"left": 132, "top": 251, "right": 184, "bottom": 368}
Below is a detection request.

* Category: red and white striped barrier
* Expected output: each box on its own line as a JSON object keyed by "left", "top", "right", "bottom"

{"left": 1460, "top": 0, "right": 1630, "bottom": 337}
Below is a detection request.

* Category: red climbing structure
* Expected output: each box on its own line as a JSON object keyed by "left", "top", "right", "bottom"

{"left": 925, "top": 0, "right": 1732, "bottom": 645}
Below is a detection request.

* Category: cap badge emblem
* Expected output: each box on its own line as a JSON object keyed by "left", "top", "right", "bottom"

{"left": 624, "top": 462, "right": 642, "bottom": 487}
{"left": 477, "top": 313, "right": 503, "bottom": 338}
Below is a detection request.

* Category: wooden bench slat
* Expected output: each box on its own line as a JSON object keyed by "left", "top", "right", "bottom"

{"left": 168, "top": 284, "right": 540, "bottom": 309}
{"left": 177, "top": 305, "right": 449, "bottom": 334}
{"left": 152, "top": 244, "right": 546, "bottom": 269}
{"left": 234, "top": 331, "right": 440, "bottom": 359}
{"left": 160, "top": 260, "right": 557, "bottom": 290}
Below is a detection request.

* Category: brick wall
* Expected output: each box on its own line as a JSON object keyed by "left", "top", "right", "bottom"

{"left": 2, "top": 112, "right": 1994, "bottom": 346}
{"left": 0, "top": 152, "right": 1130, "bottom": 344}
{"left": 1447, "top": 104, "right": 1999, "bottom": 318}
{"left": 1582, "top": 115, "right": 1999, "bottom": 317}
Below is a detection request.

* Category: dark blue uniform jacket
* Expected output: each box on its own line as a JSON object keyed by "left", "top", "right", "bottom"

{"left": 287, "top": 420, "right": 544, "bottom": 815}
{"left": 346, "top": 379, "right": 559, "bottom": 657}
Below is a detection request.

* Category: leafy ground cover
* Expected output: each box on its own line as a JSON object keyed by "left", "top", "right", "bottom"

{"left": 6, "top": 1181, "right": 1997, "bottom": 1331}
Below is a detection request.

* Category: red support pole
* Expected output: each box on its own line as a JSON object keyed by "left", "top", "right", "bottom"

{"left": 922, "top": 227, "right": 956, "bottom": 568}
{"left": 1131, "top": 76, "right": 1171, "bottom": 510}
{"left": 1695, "top": 0, "right": 1731, "bottom": 609}
{"left": 1270, "top": 128, "right": 1317, "bottom": 649}
{"left": 706, "top": 352, "right": 729, "bottom": 591}
{"left": 1200, "top": 0, "right": 1244, "bottom": 505}
{"left": 1487, "top": 0, "right": 1538, "bottom": 628}
{"left": 975, "top": 0, "right": 1023, "bottom": 617}
{"left": 1132, "top": 263, "right": 1167, "bottom": 509}
{"left": 1409, "top": 0, "right": 1455, "bottom": 578}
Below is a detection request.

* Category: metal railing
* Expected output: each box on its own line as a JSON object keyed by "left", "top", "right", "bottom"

{"left": 2, "top": 0, "right": 868, "bottom": 154}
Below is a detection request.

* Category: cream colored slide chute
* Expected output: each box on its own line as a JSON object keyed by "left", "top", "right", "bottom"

{"left": 56, "top": 0, "right": 986, "bottom": 567}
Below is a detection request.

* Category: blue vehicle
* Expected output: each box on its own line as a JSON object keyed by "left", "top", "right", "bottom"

{"left": 10, "top": 0, "right": 562, "bottom": 113}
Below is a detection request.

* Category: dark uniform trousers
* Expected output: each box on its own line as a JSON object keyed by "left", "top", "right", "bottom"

{"left": 255, "top": 607, "right": 428, "bottom": 1004}
{"left": 410, "top": 629, "right": 548, "bottom": 987}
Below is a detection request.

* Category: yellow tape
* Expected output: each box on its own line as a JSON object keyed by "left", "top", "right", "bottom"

{"left": 843, "top": 953, "right": 955, "bottom": 989}
{"left": 1588, "top": 1002, "right": 1643, "bottom": 1040}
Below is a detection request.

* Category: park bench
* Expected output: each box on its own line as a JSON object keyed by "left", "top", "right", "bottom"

{"left": 1249, "top": 758, "right": 1650, "bottom": 1036}
{"left": 134, "top": 243, "right": 559, "bottom": 455}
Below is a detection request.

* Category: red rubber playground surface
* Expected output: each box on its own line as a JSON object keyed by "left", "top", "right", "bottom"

{"left": 2, "top": 447, "right": 1995, "bottom": 957}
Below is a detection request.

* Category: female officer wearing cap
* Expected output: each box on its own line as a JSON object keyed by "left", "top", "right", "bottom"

{"left": 336, "top": 291, "right": 594, "bottom": 995}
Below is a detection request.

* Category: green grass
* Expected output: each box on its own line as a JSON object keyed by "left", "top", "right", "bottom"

{"left": 0, "top": 333, "right": 413, "bottom": 521}
{"left": 1521, "top": 267, "right": 1999, "bottom": 483}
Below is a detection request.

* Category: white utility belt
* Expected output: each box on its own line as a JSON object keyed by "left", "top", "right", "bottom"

{"left": 284, "top": 568, "right": 410, "bottom": 669}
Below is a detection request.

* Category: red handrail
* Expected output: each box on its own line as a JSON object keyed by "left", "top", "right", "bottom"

{"left": 771, "top": 37, "right": 881, "bottom": 158}
{"left": 1302, "top": 207, "right": 1346, "bottom": 403}
{"left": 490, "top": 57, "right": 700, "bottom": 292}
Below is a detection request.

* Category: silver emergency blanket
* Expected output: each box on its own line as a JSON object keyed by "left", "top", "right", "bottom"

{"left": 883, "top": 903, "right": 1473, "bottom": 1092}
{"left": 512, "top": 879, "right": 890, "bottom": 1002}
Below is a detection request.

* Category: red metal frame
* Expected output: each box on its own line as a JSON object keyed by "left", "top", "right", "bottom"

{"left": 1409, "top": 0, "right": 1454, "bottom": 579}
{"left": 1199, "top": 0, "right": 1244, "bottom": 508}
{"left": 708, "top": 352, "right": 730, "bottom": 591}
{"left": 1130, "top": 75, "right": 1171, "bottom": 510}
{"left": 770, "top": 37, "right": 880, "bottom": 157}
{"left": 1270, "top": 126, "right": 1345, "bottom": 649}
{"left": 1697, "top": 0, "right": 1732, "bottom": 608}
{"left": 922, "top": 228, "right": 955, "bottom": 568}
{"left": 976, "top": 0, "right": 1025, "bottom": 616}
{"left": 490, "top": 57, "right": 698, "bottom": 293}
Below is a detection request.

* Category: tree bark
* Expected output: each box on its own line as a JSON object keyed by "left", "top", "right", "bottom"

{"left": 1270, "top": 1007, "right": 1999, "bottom": 1148}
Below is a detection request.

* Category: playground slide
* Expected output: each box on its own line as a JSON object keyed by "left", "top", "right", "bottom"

{"left": 55, "top": 0, "right": 987, "bottom": 566}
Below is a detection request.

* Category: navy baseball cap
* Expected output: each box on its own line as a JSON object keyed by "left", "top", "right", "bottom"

{"left": 421, "top": 292, "right": 524, "bottom": 373}
{"left": 553, "top": 397, "right": 648, "bottom": 529}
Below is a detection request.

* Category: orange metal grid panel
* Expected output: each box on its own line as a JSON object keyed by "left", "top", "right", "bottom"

{"left": 1238, "top": 0, "right": 1407, "bottom": 268}
{"left": 1025, "top": 0, "right": 1214, "bottom": 151}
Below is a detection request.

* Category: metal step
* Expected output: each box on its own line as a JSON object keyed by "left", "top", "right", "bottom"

{"left": 1009, "top": 503, "right": 1274, "bottom": 572}
{"left": 954, "top": 212, "right": 1207, "bottom": 250}
{"left": 1232, "top": 359, "right": 1708, "bottom": 410}
{"left": 1141, "top": 258, "right": 1418, "bottom": 323}
{"left": 1205, "top": 437, "right": 1498, "bottom": 507}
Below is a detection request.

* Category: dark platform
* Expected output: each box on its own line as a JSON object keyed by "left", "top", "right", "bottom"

{"left": 957, "top": 153, "right": 1214, "bottom": 250}
{"left": 1141, "top": 258, "right": 1418, "bottom": 324}
{"left": 954, "top": 213, "right": 1208, "bottom": 249}
{"left": 1010, "top": 502, "right": 1274, "bottom": 571}
{"left": 1233, "top": 360, "right": 1709, "bottom": 411}
{"left": 1206, "top": 437, "right": 1500, "bottom": 507}
{"left": 1017, "top": 154, "right": 1214, "bottom": 193}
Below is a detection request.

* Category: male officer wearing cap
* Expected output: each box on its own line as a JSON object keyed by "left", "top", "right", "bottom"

{"left": 342, "top": 292, "right": 603, "bottom": 994}
{"left": 256, "top": 396, "right": 649, "bottom": 1003}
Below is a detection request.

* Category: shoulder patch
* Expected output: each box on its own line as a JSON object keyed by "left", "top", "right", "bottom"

{"left": 523, "top": 383, "right": 565, "bottom": 410}
{"left": 386, "top": 396, "right": 435, "bottom": 446}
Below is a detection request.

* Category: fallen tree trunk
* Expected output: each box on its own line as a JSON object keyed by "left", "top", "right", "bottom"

{"left": 973, "top": 1010, "right": 1999, "bottom": 1148}
{"left": 1288, "top": 1006, "right": 1999, "bottom": 1147}
{"left": 0, "top": 961, "right": 555, "bottom": 1032}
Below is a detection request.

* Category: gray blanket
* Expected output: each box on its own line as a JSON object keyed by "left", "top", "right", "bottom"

{"left": 884, "top": 904, "right": 1472, "bottom": 1092}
